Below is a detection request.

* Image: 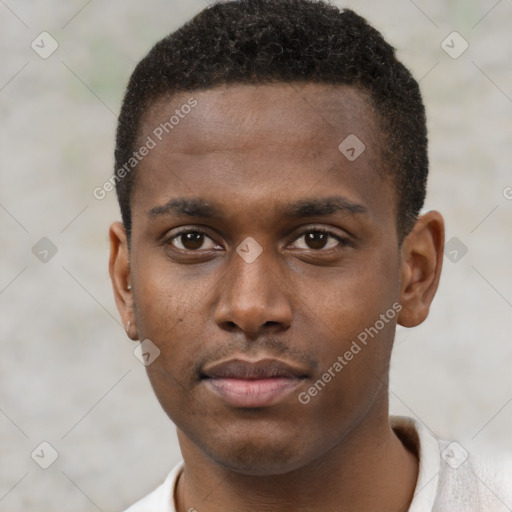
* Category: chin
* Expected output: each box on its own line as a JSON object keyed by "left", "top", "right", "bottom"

{"left": 199, "top": 429, "right": 314, "bottom": 476}
{"left": 215, "top": 451, "right": 308, "bottom": 476}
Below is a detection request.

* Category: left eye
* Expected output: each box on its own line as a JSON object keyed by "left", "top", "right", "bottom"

{"left": 291, "top": 230, "right": 346, "bottom": 250}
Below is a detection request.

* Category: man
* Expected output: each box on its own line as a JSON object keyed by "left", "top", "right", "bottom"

{"left": 108, "top": 1, "right": 508, "bottom": 510}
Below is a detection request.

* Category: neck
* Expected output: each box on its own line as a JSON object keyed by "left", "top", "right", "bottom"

{"left": 175, "top": 404, "right": 418, "bottom": 512}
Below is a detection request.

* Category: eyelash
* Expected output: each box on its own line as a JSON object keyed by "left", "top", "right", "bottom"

{"left": 293, "top": 227, "right": 351, "bottom": 248}
{"left": 163, "top": 227, "right": 219, "bottom": 251}
{"left": 163, "top": 227, "right": 351, "bottom": 252}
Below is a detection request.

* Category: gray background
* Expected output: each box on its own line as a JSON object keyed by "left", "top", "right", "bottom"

{"left": 1, "top": 0, "right": 511, "bottom": 510}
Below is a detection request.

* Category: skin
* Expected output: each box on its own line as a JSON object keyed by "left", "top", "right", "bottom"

{"left": 109, "top": 83, "right": 444, "bottom": 512}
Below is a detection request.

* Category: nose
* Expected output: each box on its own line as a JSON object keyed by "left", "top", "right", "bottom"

{"left": 214, "top": 247, "right": 293, "bottom": 336}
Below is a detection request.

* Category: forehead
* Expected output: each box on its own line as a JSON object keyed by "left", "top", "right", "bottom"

{"left": 132, "top": 83, "right": 394, "bottom": 226}
{"left": 139, "top": 83, "right": 381, "bottom": 156}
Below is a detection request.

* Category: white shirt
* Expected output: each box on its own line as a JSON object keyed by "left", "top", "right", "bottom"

{"left": 124, "top": 415, "right": 510, "bottom": 511}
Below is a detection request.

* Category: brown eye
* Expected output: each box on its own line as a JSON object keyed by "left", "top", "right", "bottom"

{"left": 305, "top": 231, "right": 328, "bottom": 249}
{"left": 290, "top": 230, "right": 347, "bottom": 251}
{"left": 170, "top": 231, "right": 216, "bottom": 251}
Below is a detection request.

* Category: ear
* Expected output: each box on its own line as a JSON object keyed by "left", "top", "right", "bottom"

{"left": 109, "top": 222, "right": 138, "bottom": 340}
{"left": 397, "top": 210, "right": 444, "bottom": 328}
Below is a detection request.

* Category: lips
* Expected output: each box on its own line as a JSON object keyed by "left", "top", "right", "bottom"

{"left": 202, "top": 358, "right": 308, "bottom": 408}
{"left": 203, "top": 358, "right": 308, "bottom": 380}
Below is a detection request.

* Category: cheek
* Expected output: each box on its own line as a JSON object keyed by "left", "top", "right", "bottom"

{"left": 297, "top": 287, "right": 398, "bottom": 437}
{"left": 298, "top": 250, "right": 400, "bottom": 396}
{"left": 131, "top": 263, "right": 213, "bottom": 382}
{"left": 302, "top": 251, "right": 399, "bottom": 342}
{"left": 305, "top": 285, "right": 397, "bottom": 388}
{"left": 132, "top": 250, "right": 209, "bottom": 332}
{"left": 134, "top": 276, "right": 206, "bottom": 418}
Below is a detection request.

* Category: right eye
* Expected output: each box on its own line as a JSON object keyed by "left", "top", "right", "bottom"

{"left": 168, "top": 230, "right": 218, "bottom": 251}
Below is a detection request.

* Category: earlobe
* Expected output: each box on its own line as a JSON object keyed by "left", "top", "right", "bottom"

{"left": 397, "top": 211, "right": 445, "bottom": 328}
{"left": 109, "top": 222, "right": 139, "bottom": 340}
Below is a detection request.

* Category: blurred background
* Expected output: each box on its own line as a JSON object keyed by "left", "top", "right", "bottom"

{"left": 1, "top": 0, "right": 511, "bottom": 510}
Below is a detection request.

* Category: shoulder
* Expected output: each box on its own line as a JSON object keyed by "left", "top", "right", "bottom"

{"left": 435, "top": 440, "right": 512, "bottom": 511}
{"left": 123, "top": 462, "right": 184, "bottom": 512}
{"left": 390, "top": 415, "right": 512, "bottom": 511}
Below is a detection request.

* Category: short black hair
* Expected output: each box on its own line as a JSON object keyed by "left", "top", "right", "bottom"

{"left": 115, "top": 0, "right": 428, "bottom": 241}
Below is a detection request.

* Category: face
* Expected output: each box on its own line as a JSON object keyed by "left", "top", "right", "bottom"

{"left": 110, "top": 83, "right": 442, "bottom": 475}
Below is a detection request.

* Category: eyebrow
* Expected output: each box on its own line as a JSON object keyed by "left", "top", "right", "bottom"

{"left": 148, "top": 198, "right": 220, "bottom": 219}
{"left": 284, "top": 196, "right": 368, "bottom": 218}
{"left": 147, "top": 196, "right": 368, "bottom": 219}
